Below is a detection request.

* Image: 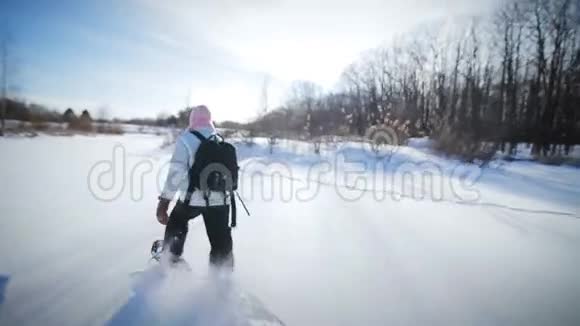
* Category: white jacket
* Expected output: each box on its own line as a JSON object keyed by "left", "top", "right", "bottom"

{"left": 160, "top": 126, "right": 230, "bottom": 206}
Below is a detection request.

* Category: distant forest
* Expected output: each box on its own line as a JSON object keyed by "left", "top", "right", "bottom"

{"left": 250, "top": 0, "right": 580, "bottom": 158}
{"left": 0, "top": 98, "right": 179, "bottom": 125}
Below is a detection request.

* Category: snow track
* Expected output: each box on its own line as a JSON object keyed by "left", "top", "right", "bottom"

{"left": 1, "top": 134, "right": 579, "bottom": 325}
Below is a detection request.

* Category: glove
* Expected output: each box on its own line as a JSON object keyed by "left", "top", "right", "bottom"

{"left": 156, "top": 198, "right": 170, "bottom": 225}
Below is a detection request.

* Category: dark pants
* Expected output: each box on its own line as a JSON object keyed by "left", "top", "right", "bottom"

{"left": 163, "top": 201, "right": 233, "bottom": 267}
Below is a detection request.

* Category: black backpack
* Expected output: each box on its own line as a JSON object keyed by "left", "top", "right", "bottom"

{"left": 185, "top": 130, "right": 239, "bottom": 226}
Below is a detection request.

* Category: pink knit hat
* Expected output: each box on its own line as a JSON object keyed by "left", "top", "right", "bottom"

{"left": 189, "top": 105, "right": 213, "bottom": 129}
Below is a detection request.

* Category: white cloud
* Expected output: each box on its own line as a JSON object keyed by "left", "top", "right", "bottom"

{"left": 137, "top": 0, "right": 500, "bottom": 88}
{"left": 21, "top": 0, "right": 502, "bottom": 121}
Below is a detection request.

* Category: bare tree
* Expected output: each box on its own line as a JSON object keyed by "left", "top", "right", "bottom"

{"left": 97, "top": 106, "right": 110, "bottom": 121}
{"left": 260, "top": 74, "right": 271, "bottom": 115}
{"left": 0, "top": 33, "right": 9, "bottom": 136}
{"left": 288, "top": 80, "right": 322, "bottom": 112}
{"left": 268, "top": 135, "right": 278, "bottom": 154}
{"left": 245, "top": 0, "right": 580, "bottom": 162}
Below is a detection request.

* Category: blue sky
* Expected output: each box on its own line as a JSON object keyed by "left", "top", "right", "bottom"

{"left": 0, "top": 0, "right": 498, "bottom": 122}
{"left": 2, "top": 0, "right": 257, "bottom": 120}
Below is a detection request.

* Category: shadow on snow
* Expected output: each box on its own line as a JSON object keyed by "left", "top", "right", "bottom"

{"left": 0, "top": 275, "right": 9, "bottom": 307}
{"left": 107, "top": 266, "right": 284, "bottom": 326}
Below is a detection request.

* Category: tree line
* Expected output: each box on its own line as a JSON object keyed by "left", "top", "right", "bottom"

{"left": 0, "top": 97, "right": 183, "bottom": 129}
{"left": 251, "top": 0, "right": 580, "bottom": 159}
{"left": 0, "top": 98, "right": 91, "bottom": 124}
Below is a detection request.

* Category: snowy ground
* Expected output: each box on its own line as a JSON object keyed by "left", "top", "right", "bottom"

{"left": 0, "top": 133, "right": 579, "bottom": 326}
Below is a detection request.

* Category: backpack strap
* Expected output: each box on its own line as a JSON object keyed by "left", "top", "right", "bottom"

{"left": 210, "top": 133, "right": 225, "bottom": 142}
{"left": 184, "top": 171, "right": 195, "bottom": 204}
{"left": 184, "top": 130, "right": 207, "bottom": 204}
{"left": 190, "top": 129, "right": 207, "bottom": 142}
{"left": 230, "top": 190, "right": 237, "bottom": 227}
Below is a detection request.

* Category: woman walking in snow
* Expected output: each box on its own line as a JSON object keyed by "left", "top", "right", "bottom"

{"left": 156, "top": 105, "right": 234, "bottom": 268}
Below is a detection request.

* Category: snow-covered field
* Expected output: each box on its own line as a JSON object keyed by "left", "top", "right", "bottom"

{"left": 3, "top": 119, "right": 172, "bottom": 135}
{"left": 0, "top": 133, "right": 579, "bottom": 326}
